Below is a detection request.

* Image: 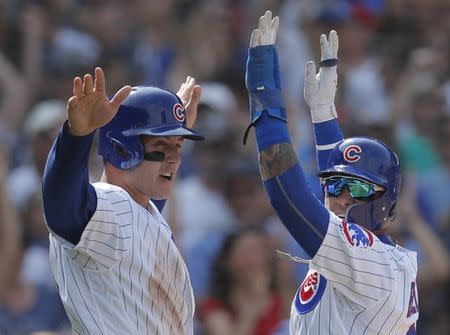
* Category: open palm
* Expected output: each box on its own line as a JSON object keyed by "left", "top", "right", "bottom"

{"left": 67, "top": 67, "right": 132, "bottom": 136}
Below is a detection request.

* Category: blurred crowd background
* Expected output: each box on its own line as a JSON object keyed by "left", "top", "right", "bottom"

{"left": 0, "top": 0, "right": 449, "bottom": 334}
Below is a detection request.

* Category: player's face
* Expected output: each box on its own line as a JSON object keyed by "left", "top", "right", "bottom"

{"left": 125, "top": 136, "right": 183, "bottom": 200}
{"left": 325, "top": 187, "right": 365, "bottom": 218}
{"left": 323, "top": 176, "right": 383, "bottom": 219}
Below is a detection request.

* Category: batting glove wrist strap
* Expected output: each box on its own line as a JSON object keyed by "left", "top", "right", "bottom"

{"left": 244, "top": 45, "right": 286, "bottom": 144}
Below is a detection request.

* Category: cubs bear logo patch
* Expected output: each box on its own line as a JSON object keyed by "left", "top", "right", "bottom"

{"left": 295, "top": 269, "right": 327, "bottom": 314}
{"left": 340, "top": 220, "right": 374, "bottom": 248}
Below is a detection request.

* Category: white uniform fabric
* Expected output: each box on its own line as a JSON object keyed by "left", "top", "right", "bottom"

{"left": 290, "top": 213, "right": 419, "bottom": 335}
{"left": 48, "top": 182, "right": 195, "bottom": 335}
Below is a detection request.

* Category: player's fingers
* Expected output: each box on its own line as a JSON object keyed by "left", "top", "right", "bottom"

{"left": 67, "top": 96, "right": 78, "bottom": 112}
{"left": 250, "top": 29, "right": 260, "bottom": 48}
{"left": 185, "top": 84, "right": 201, "bottom": 128}
{"left": 320, "top": 34, "right": 327, "bottom": 60}
{"left": 177, "top": 76, "right": 195, "bottom": 105}
{"left": 305, "top": 61, "right": 319, "bottom": 91}
{"left": 73, "top": 77, "right": 83, "bottom": 98}
{"left": 270, "top": 16, "right": 279, "bottom": 44}
{"left": 94, "top": 67, "right": 106, "bottom": 93}
{"left": 330, "top": 30, "right": 339, "bottom": 58}
{"left": 259, "top": 12, "right": 270, "bottom": 43}
{"left": 185, "top": 76, "right": 195, "bottom": 91}
{"left": 109, "top": 85, "right": 132, "bottom": 110}
{"left": 83, "top": 74, "right": 94, "bottom": 96}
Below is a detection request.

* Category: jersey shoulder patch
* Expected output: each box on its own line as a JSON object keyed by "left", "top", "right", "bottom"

{"left": 294, "top": 269, "right": 327, "bottom": 314}
{"left": 339, "top": 220, "right": 374, "bottom": 248}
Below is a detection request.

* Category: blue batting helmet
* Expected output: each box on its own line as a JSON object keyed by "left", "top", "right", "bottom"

{"left": 98, "top": 86, "right": 203, "bottom": 170}
{"left": 318, "top": 137, "right": 401, "bottom": 231}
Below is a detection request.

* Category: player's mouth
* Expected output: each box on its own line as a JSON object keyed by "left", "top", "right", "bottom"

{"left": 160, "top": 172, "right": 174, "bottom": 181}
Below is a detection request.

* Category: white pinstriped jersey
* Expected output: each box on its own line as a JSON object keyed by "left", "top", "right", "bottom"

{"left": 48, "top": 182, "right": 195, "bottom": 335}
{"left": 290, "top": 213, "right": 419, "bottom": 335}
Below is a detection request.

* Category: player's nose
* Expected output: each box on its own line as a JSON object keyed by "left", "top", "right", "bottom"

{"left": 164, "top": 147, "right": 181, "bottom": 164}
{"left": 338, "top": 187, "right": 357, "bottom": 207}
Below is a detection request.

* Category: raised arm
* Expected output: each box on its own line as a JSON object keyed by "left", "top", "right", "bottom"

{"left": 42, "top": 68, "right": 131, "bottom": 245}
{"left": 0, "top": 146, "right": 21, "bottom": 297}
{"left": 245, "top": 11, "right": 330, "bottom": 257}
{"left": 304, "top": 31, "right": 344, "bottom": 172}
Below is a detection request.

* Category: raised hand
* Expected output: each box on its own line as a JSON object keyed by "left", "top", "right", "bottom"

{"left": 249, "top": 10, "right": 279, "bottom": 48}
{"left": 304, "top": 30, "right": 339, "bottom": 123}
{"left": 67, "top": 67, "right": 132, "bottom": 136}
{"left": 176, "top": 76, "right": 201, "bottom": 128}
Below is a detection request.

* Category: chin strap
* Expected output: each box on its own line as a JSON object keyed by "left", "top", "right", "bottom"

{"left": 143, "top": 151, "right": 165, "bottom": 162}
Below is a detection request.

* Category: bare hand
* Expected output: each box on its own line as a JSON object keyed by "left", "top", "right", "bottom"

{"left": 176, "top": 76, "right": 201, "bottom": 128}
{"left": 67, "top": 67, "right": 132, "bottom": 136}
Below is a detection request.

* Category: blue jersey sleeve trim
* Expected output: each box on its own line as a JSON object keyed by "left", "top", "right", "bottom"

{"left": 42, "top": 122, "right": 97, "bottom": 245}
{"left": 254, "top": 111, "right": 291, "bottom": 152}
{"left": 313, "top": 119, "right": 344, "bottom": 172}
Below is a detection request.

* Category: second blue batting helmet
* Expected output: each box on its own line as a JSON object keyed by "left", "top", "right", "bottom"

{"left": 98, "top": 86, "right": 204, "bottom": 170}
{"left": 318, "top": 137, "right": 401, "bottom": 231}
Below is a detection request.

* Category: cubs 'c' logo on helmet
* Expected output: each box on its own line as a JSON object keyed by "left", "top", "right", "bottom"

{"left": 173, "top": 103, "right": 185, "bottom": 123}
{"left": 343, "top": 145, "right": 362, "bottom": 162}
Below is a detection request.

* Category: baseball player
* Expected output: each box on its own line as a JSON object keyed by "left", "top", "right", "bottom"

{"left": 42, "top": 68, "right": 204, "bottom": 334}
{"left": 244, "top": 11, "right": 419, "bottom": 334}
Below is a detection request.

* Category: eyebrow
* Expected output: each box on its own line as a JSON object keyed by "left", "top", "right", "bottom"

{"left": 152, "top": 136, "right": 184, "bottom": 142}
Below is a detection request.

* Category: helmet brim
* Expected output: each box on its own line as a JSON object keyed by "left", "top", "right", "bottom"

{"left": 123, "top": 125, "right": 204, "bottom": 141}
{"left": 318, "top": 165, "right": 387, "bottom": 186}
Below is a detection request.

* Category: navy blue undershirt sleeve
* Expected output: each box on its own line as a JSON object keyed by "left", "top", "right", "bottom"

{"left": 255, "top": 113, "right": 330, "bottom": 257}
{"left": 42, "top": 121, "right": 97, "bottom": 245}
{"left": 313, "top": 119, "right": 344, "bottom": 171}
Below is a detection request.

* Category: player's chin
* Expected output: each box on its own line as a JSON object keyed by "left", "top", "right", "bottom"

{"left": 156, "top": 176, "right": 174, "bottom": 195}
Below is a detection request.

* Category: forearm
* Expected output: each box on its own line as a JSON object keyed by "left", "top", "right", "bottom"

{"left": 409, "top": 217, "right": 450, "bottom": 283}
{"left": 0, "top": 178, "right": 21, "bottom": 295}
{"left": 0, "top": 53, "right": 30, "bottom": 131}
{"left": 42, "top": 121, "right": 97, "bottom": 245}
{"left": 255, "top": 114, "right": 329, "bottom": 256}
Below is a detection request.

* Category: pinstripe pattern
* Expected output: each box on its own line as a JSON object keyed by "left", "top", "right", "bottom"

{"left": 289, "top": 213, "right": 418, "bottom": 334}
{"left": 48, "top": 182, "right": 195, "bottom": 335}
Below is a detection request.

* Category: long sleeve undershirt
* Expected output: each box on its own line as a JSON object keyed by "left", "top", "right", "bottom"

{"left": 254, "top": 113, "right": 330, "bottom": 257}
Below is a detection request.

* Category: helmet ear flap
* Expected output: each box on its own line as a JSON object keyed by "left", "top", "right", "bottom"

{"left": 388, "top": 201, "right": 397, "bottom": 222}
{"left": 109, "top": 138, "right": 129, "bottom": 158}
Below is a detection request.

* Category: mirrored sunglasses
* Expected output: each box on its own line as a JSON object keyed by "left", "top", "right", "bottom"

{"left": 324, "top": 177, "right": 384, "bottom": 200}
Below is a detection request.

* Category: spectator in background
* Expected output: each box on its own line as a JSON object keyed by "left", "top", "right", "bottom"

{"left": 7, "top": 100, "right": 66, "bottom": 209}
{"left": 172, "top": 82, "right": 238, "bottom": 254}
{"left": 198, "top": 226, "right": 283, "bottom": 335}
{"left": 392, "top": 178, "right": 450, "bottom": 334}
{"left": 0, "top": 145, "right": 68, "bottom": 334}
{"left": 21, "top": 189, "right": 54, "bottom": 290}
